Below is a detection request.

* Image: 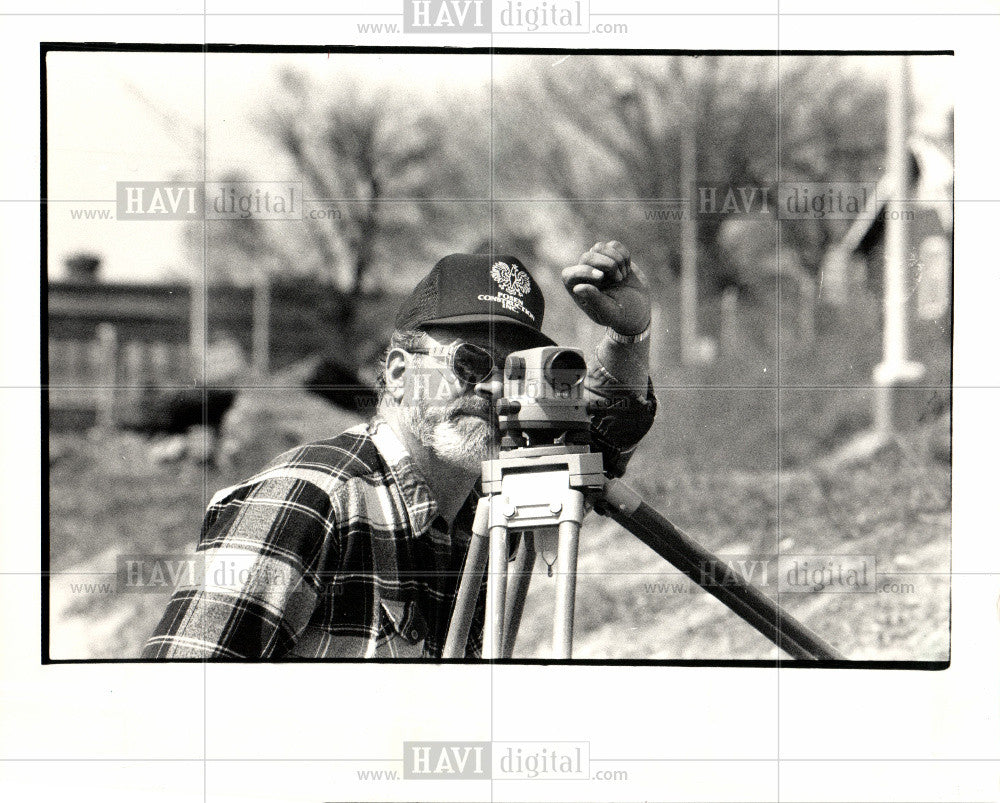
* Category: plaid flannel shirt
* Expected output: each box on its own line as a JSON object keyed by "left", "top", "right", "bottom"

{"left": 142, "top": 367, "right": 656, "bottom": 660}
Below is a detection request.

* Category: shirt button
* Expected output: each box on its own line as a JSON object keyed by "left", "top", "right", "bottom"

{"left": 409, "top": 629, "right": 421, "bottom": 641}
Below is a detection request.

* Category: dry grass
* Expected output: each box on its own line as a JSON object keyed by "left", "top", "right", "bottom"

{"left": 48, "top": 411, "right": 950, "bottom": 661}
{"left": 514, "top": 427, "right": 950, "bottom": 660}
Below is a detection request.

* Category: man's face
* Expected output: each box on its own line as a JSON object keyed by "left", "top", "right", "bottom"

{"left": 396, "top": 326, "right": 522, "bottom": 473}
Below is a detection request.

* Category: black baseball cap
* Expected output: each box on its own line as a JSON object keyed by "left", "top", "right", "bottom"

{"left": 394, "top": 253, "right": 557, "bottom": 348}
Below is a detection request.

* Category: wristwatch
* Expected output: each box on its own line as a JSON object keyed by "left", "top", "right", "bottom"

{"left": 605, "top": 321, "right": 651, "bottom": 344}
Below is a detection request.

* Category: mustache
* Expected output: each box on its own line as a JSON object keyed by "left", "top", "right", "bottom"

{"left": 449, "top": 397, "right": 497, "bottom": 422}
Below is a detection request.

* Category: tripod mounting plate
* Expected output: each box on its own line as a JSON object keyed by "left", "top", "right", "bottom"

{"left": 480, "top": 445, "right": 605, "bottom": 533}
{"left": 481, "top": 445, "right": 605, "bottom": 498}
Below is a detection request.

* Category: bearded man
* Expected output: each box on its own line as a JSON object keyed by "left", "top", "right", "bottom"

{"left": 143, "top": 241, "right": 656, "bottom": 658}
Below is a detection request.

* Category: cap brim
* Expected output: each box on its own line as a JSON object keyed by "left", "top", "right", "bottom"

{"left": 416, "top": 314, "right": 558, "bottom": 349}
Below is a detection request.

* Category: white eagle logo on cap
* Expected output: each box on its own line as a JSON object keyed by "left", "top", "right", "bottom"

{"left": 490, "top": 261, "right": 531, "bottom": 298}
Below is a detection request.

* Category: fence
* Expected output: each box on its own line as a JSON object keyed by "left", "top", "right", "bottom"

{"left": 47, "top": 280, "right": 404, "bottom": 430}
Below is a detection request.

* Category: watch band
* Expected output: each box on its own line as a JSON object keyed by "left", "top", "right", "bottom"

{"left": 605, "top": 322, "right": 651, "bottom": 345}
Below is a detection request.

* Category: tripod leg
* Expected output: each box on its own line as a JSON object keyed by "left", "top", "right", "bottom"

{"left": 552, "top": 519, "right": 581, "bottom": 659}
{"left": 501, "top": 532, "right": 536, "bottom": 658}
{"left": 443, "top": 497, "right": 490, "bottom": 658}
{"left": 600, "top": 478, "right": 845, "bottom": 661}
{"left": 483, "top": 504, "right": 510, "bottom": 660}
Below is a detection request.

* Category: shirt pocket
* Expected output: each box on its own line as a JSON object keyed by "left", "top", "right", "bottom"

{"left": 378, "top": 597, "right": 428, "bottom": 647}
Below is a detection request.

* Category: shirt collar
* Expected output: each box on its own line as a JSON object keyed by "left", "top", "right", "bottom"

{"left": 368, "top": 417, "right": 440, "bottom": 538}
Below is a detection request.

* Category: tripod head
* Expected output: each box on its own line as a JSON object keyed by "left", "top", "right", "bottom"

{"left": 495, "top": 346, "right": 593, "bottom": 449}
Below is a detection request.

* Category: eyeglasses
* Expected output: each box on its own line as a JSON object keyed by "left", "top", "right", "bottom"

{"left": 407, "top": 340, "right": 502, "bottom": 387}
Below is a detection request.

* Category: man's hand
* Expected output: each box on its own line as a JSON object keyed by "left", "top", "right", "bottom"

{"left": 561, "top": 241, "right": 652, "bottom": 336}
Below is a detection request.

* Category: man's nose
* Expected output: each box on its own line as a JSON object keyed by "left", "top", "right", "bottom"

{"left": 472, "top": 368, "right": 503, "bottom": 402}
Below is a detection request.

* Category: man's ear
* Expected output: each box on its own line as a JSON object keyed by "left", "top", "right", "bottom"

{"left": 384, "top": 348, "right": 409, "bottom": 402}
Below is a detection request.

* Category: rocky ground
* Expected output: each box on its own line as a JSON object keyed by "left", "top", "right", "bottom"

{"left": 47, "top": 398, "right": 950, "bottom": 661}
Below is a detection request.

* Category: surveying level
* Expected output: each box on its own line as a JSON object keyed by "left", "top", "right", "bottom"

{"left": 442, "top": 346, "right": 844, "bottom": 661}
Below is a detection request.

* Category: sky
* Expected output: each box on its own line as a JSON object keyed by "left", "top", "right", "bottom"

{"left": 45, "top": 50, "right": 952, "bottom": 284}
{"left": 46, "top": 51, "right": 493, "bottom": 283}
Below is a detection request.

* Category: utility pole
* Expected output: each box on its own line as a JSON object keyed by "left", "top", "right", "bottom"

{"left": 190, "top": 253, "right": 206, "bottom": 384}
{"left": 873, "top": 55, "right": 925, "bottom": 435}
{"left": 678, "top": 57, "right": 701, "bottom": 365}
{"left": 252, "top": 269, "right": 270, "bottom": 380}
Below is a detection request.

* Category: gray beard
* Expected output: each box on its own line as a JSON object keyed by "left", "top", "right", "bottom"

{"left": 398, "top": 398, "right": 497, "bottom": 475}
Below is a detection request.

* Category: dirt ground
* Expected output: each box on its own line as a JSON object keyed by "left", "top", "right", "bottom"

{"left": 47, "top": 417, "right": 950, "bottom": 661}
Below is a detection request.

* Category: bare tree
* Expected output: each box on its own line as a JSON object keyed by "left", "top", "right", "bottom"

{"left": 494, "top": 55, "right": 886, "bottom": 291}
{"left": 264, "top": 68, "right": 490, "bottom": 298}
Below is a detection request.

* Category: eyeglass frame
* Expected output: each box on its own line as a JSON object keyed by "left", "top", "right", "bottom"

{"left": 404, "top": 337, "right": 506, "bottom": 388}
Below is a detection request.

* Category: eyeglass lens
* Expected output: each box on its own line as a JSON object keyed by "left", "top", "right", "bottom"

{"left": 451, "top": 343, "right": 496, "bottom": 385}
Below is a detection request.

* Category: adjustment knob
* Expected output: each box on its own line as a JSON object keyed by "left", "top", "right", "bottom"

{"left": 497, "top": 399, "right": 522, "bottom": 416}
{"left": 505, "top": 356, "right": 526, "bottom": 381}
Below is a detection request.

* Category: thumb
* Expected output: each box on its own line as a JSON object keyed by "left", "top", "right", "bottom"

{"left": 572, "top": 282, "right": 618, "bottom": 322}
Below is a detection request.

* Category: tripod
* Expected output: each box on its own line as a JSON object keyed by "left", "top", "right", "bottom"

{"left": 442, "top": 440, "right": 845, "bottom": 661}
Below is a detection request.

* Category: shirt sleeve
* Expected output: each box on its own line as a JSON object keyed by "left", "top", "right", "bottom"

{"left": 141, "top": 475, "right": 338, "bottom": 659}
{"left": 584, "top": 361, "right": 658, "bottom": 478}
